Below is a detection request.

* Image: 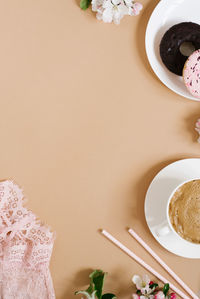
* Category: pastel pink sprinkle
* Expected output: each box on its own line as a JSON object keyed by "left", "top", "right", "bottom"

{"left": 183, "top": 49, "right": 200, "bottom": 99}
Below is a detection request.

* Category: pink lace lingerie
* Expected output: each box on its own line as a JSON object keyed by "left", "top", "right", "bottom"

{"left": 0, "top": 180, "right": 55, "bottom": 299}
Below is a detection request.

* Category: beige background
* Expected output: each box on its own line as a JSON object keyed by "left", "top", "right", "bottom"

{"left": 0, "top": 0, "right": 200, "bottom": 298}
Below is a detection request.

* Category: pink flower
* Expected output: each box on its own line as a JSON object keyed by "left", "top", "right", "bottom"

{"left": 132, "top": 2, "right": 143, "bottom": 15}
{"left": 155, "top": 291, "right": 165, "bottom": 299}
{"left": 170, "top": 293, "right": 176, "bottom": 299}
{"left": 195, "top": 118, "right": 200, "bottom": 143}
{"left": 132, "top": 294, "right": 140, "bottom": 299}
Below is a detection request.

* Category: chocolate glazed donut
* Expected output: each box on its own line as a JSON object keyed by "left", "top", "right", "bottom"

{"left": 160, "top": 22, "right": 200, "bottom": 76}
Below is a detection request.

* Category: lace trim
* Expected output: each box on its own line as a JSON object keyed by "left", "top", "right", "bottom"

{"left": 0, "top": 180, "right": 55, "bottom": 298}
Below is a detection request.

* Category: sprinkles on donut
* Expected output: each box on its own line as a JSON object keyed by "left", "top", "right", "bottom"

{"left": 183, "top": 49, "right": 200, "bottom": 98}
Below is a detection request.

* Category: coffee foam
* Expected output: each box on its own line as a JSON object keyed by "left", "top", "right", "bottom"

{"left": 169, "top": 180, "right": 200, "bottom": 244}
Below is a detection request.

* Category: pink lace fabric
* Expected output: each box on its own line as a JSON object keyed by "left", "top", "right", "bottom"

{"left": 0, "top": 180, "right": 55, "bottom": 299}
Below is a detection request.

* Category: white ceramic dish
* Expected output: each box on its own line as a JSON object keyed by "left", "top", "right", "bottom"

{"left": 145, "top": 158, "right": 200, "bottom": 258}
{"left": 145, "top": 0, "right": 200, "bottom": 101}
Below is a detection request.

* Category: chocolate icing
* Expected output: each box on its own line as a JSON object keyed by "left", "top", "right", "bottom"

{"left": 160, "top": 22, "right": 200, "bottom": 76}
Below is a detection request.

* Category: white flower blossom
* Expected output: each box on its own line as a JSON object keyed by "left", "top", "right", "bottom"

{"left": 91, "top": 0, "right": 143, "bottom": 24}
{"left": 132, "top": 275, "right": 156, "bottom": 298}
{"left": 155, "top": 291, "right": 165, "bottom": 299}
{"left": 91, "top": 0, "right": 103, "bottom": 12}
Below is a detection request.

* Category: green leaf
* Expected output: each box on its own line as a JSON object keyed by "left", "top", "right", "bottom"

{"left": 136, "top": 290, "right": 141, "bottom": 295}
{"left": 86, "top": 284, "right": 94, "bottom": 295}
{"left": 75, "top": 290, "right": 97, "bottom": 299}
{"left": 80, "top": 0, "right": 91, "bottom": 10}
{"left": 75, "top": 270, "right": 113, "bottom": 299}
{"left": 90, "top": 270, "right": 106, "bottom": 299}
{"left": 163, "top": 283, "right": 170, "bottom": 296}
{"left": 149, "top": 283, "right": 159, "bottom": 289}
{"left": 102, "top": 294, "right": 117, "bottom": 299}
{"left": 86, "top": 272, "right": 96, "bottom": 295}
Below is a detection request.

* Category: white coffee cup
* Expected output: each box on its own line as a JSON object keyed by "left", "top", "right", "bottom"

{"left": 156, "top": 178, "right": 200, "bottom": 244}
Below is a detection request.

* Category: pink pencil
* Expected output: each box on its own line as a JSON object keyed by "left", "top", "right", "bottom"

{"left": 128, "top": 228, "right": 198, "bottom": 299}
{"left": 101, "top": 230, "right": 190, "bottom": 299}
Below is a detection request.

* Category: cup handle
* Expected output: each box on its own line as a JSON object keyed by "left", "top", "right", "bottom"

{"left": 156, "top": 222, "right": 172, "bottom": 237}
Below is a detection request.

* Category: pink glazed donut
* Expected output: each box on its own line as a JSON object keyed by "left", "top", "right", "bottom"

{"left": 183, "top": 49, "right": 200, "bottom": 99}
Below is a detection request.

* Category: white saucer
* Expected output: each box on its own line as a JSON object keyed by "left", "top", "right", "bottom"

{"left": 145, "top": 158, "right": 200, "bottom": 258}
{"left": 145, "top": 0, "right": 200, "bottom": 101}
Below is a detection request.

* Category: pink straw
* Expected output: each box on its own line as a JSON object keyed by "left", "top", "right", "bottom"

{"left": 101, "top": 230, "right": 190, "bottom": 299}
{"left": 128, "top": 228, "right": 198, "bottom": 299}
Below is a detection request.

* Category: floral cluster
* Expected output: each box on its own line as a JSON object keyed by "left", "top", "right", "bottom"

{"left": 80, "top": 0, "right": 143, "bottom": 24}
{"left": 195, "top": 118, "right": 200, "bottom": 143}
{"left": 132, "top": 275, "right": 177, "bottom": 299}
{"left": 92, "top": 0, "right": 143, "bottom": 24}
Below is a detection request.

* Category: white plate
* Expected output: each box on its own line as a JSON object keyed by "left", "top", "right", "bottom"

{"left": 145, "top": 158, "right": 200, "bottom": 258}
{"left": 145, "top": 0, "right": 200, "bottom": 101}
